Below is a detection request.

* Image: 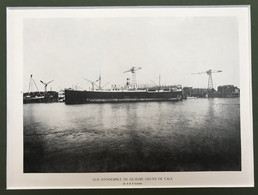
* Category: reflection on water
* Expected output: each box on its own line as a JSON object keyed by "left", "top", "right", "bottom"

{"left": 24, "top": 98, "right": 241, "bottom": 172}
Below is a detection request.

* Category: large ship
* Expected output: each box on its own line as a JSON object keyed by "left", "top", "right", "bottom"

{"left": 65, "top": 88, "right": 182, "bottom": 104}
{"left": 65, "top": 67, "right": 183, "bottom": 104}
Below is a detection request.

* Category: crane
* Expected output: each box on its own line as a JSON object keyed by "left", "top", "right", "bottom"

{"left": 83, "top": 78, "right": 99, "bottom": 91}
{"left": 123, "top": 66, "right": 142, "bottom": 89}
{"left": 28, "top": 74, "right": 40, "bottom": 94}
{"left": 40, "top": 79, "right": 54, "bottom": 94}
{"left": 83, "top": 72, "right": 107, "bottom": 91}
{"left": 192, "top": 69, "right": 222, "bottom": 90}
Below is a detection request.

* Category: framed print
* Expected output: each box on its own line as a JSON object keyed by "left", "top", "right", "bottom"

{"left": 5, "top": 4, "right": 254, "bottom": 190}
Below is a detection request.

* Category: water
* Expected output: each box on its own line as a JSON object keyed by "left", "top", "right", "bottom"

{"left": 24, "top": 98, "right": 241, "bottom": 173}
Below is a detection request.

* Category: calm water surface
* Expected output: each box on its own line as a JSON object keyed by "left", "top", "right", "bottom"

{"left": 24, "top": 98, "right": 241, "bottom": 172}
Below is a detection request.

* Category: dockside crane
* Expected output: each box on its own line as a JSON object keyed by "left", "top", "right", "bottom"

{"left": 123, "top": 66, "right": 142, "bottom": 89}
{"left": 192, "top": 69, "right": 222, "bottom": 90}
{"left": 40, "top": 79, "right": 54, "bottom": 94}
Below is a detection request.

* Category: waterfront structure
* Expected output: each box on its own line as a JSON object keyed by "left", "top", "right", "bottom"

{"left": 183, "top": 87, "right": 208, "bottom": 98}
{"left": 217, "top": 85, "right": 240, "bottom": 97}
{"left": 23, "top": 75, "right": 58, "bottom": 103}
{"left": 182, "top": 85, "right": 240, "bottom": 98}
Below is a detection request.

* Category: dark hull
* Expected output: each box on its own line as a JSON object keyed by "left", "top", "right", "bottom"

{"left": 24, "top": 97, "right": 45, "bottom": 104}
{"left": 65, "top": 89, "right": 183, "bottom": 104}
{"left": 23, "top": 97, "right": 59, "bottom": 104}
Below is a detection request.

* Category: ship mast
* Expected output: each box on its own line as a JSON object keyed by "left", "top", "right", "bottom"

{"left": 151, "top": 74, "right": 161, "bottom": 91}
{"left": 96, "top": 73, "right": 101, "bottom": 90}
{"left": 159, "top": 73, "right": 161, "bottom": 91}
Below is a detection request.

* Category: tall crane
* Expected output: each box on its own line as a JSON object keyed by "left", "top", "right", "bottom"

{"left": 192, "top": 69, "right": 222, "bottom": 90}
{"left": 40, "top": 79, "right": 54, "bottom": 94}
{"left": 123, "top": 66, "right": 142, "bottom": 89}
{"left": 28, "top": 74, "right": 40, "bottom": 94}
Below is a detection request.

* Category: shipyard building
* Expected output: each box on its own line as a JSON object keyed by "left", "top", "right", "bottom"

{"left": 183, "top": 85, "right": 239, "bottom": 98}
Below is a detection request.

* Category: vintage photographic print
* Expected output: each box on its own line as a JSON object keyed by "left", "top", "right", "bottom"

{"left": 7, "top": 6, "right": 253, "bottom": 189}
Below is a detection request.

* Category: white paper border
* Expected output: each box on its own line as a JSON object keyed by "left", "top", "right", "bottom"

{"left": 7, "top": 6, "right": 254, "bottom": 189}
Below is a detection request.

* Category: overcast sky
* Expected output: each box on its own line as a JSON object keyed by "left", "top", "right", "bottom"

{"left": 23, "top": 16, "right": 239, "bottom": 92}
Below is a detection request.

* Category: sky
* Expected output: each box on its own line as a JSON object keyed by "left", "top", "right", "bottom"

{"left": 23, "top": 16, "right": 239, "bottom": 92}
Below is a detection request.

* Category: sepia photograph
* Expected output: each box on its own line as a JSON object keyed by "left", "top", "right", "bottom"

{"left": 7, "top": 6, "right": 253, "bottom": 188}
{"left": 23, "top": 14, "right": 241, "bottom": 173}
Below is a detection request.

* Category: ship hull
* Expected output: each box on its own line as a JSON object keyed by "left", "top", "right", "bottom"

{"left": 65, "top": 89, "right": 183, "bottom": 104}
{"left": 23, "top": 96, "right": 45, "bottom": 104}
